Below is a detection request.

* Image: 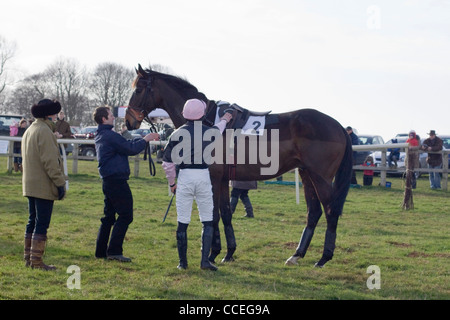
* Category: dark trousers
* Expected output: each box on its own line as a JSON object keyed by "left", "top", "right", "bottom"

{"left": 363, "top": 175, "right": 373, "bottom": 186}
{"left": 26, "top": 197, "right": 54, "bottom": 235}
{"left": 96, "top": 178, "right": 133, "bottom": 257}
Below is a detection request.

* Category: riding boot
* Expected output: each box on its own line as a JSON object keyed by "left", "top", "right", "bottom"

{"left": 176, "top": 222, "right": 188, "bottom": 270}
{"left": 315, "top": 230, "right": 336, "bottom": 268}
{"left": 24, "top": 233, "right": 32, "bottom": 267}
{"left": 221, "top": 224, "right": 236, "bottom": 262}
{"left": 294, "top": 227, "right": 315, "bottom": 258}
{"left": 30, "top": 234, "right": 56, "bottom": 271}
{"left": 200, "top": 222, "right": 218, "bottom": 271}
{"left": 241, "top": 195, "right": 254, "bottom": 218}
{"left": 14, "top": 163, "right": 19, "bottom": 172}
{"left": 230, "top": 196, "right": 238, "bottom": 214}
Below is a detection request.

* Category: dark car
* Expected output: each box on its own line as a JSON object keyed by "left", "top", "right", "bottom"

{"left": 355, "top": 134, "right": 385, "bottom": 165}
{"left": 73, "top": 126, "right": 97, "bottom": 157}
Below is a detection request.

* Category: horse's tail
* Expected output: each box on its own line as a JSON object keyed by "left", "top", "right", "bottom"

{"left": 331, "top": 127, "right": 353, "bottom": 216}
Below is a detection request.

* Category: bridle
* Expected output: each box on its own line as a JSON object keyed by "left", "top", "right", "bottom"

{"left": 127, "top": 74, "right": 156, "bottom": 129}
{"left": 128, "top": 74, "right": 158, "bottom": 176}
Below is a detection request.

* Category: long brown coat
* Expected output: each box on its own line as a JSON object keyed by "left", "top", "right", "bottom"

{"left": 22, "top": 119, "right": 66, "bottom": 200}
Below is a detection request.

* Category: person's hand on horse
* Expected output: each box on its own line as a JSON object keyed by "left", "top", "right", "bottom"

{"left": 144, "top": 132, "right": 160, "bottom": 142}
{"left": 221, "top": 112, "right": 233, "bottom": 123}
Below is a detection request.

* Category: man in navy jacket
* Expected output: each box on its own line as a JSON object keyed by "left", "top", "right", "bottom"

{"left": 93, "top": 106, "right": 159, "bottom": 262}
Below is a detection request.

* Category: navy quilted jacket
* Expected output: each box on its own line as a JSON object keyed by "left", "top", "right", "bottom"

{"left": 95, "top": 124, "right": 146, "bottom": 180}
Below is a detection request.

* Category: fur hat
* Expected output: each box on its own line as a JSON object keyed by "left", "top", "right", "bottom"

{"left": 182, "top": 99, "right": 206, "bottom": 120}
{"left": 31, "top": 99, "right": 61, "bottom": 118}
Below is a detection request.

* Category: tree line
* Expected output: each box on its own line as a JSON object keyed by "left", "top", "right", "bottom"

{"left": 0, "top": 35, "right": 140, "bottom": 126}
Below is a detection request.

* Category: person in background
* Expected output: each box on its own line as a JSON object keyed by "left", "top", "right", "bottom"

{"left": 346, "top": 126, "right": 359, "bottom": 185}
{"left": 362, "top": 155, "right": 375, "bottom": 186}
{"left": 13, "top": 119, "right": 28, "bottom": 172}
{"left": 387, "top": 139, "right": 400, "bottom": 168}
{"left": 55, "top": 111, "right": 72, "bottom": 153}
{"left": 230, "top": 180, "right": 257, "bottom": 218}
{"left": 93, "top": 106, "right": 159, "bottom": 262}
{"left": 406, "top": 130, "right": 420, "bottom": 189}
{"left": 22, "top": 99, "right": 67, "bottom": 270}
{"left": 421, "top": 130, "right": 443, "bottom": 189}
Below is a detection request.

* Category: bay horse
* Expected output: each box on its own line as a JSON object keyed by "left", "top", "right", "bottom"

{"left": 126, "top": 65, "right": 352, "bottom": 267}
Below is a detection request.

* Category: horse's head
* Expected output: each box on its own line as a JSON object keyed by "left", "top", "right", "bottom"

{"left": 126, "top": 64, "right": 161, "bottom": 130}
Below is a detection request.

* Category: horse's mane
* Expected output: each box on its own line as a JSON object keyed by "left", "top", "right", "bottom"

{"left": 133, "top": 68, "right": 207, "bottom": 101}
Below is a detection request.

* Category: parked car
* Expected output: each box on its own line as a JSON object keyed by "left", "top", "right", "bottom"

{"left": 130, "top": 128, "right": 152, "bottom": 139}
{"left": 0, "top": 114, "right": 24, "bottom": 136}
{"left": 73, "top": 126, "right": 97, "bottom": 157}
{"left": 355, "top": 134, "right": 385, "bottom": 165}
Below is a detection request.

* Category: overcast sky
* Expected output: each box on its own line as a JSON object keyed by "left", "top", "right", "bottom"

{"left": 1, "top": 0, "right": 449, "bottom": 141}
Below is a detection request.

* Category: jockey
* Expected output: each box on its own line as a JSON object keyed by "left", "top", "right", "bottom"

{"left": 162, "top": 99, "right": 232, "bottom": 271}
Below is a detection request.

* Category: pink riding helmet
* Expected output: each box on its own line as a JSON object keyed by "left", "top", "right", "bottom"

{"left": 182, "top": 99, "right": 206, "bottom": 120}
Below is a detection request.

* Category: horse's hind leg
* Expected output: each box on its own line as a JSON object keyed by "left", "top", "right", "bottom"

{"left": 286, "top": 173, "right": 323, "bottom": 265}
{"left": 209, "top": 186, "right": 222, "bottom": 263}
{"left": 315, "top": 211, "right": 339, "bottom": 268}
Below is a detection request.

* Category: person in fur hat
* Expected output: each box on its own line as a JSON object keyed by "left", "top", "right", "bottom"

{"left": 21, "top": 99, "right": 67, "bottom": 270}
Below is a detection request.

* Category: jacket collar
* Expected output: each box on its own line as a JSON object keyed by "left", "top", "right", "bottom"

{"left": 97, "top": 124, "right": 114, "bottom": 133}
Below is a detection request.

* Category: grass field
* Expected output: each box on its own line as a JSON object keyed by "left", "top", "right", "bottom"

{"left": 0, "top": 158, "right": 449, "bottom": 300}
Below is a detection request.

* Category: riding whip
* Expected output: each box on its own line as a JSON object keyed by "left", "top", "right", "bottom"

{"left": 162, "top": 193, "right": 175, "bottom": 223}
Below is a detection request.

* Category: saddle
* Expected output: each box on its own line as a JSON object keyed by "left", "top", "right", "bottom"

{"left": 208, "top": 100, "right": 277, "bottom": 133}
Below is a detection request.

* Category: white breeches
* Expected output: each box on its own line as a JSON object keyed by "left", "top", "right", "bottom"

{"left": 176, "top": 169, "right": 214, "bottom": 224}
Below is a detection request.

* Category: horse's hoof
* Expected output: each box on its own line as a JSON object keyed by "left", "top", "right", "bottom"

{"left": 221, "top": 256, "right": 235, "bottom": 263}
{"left": 314, "top": 262, "right": 324, "bottom": 268}
{"left": 285, "top": 256, "right": 299, "bottom": 266}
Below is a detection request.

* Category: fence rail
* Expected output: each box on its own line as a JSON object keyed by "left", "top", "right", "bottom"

{"left": 1, "top": 137, "right": 448, "bottom": 190}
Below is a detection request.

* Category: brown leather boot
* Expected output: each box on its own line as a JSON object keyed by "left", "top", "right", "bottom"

{"left": 14, "top": 163, "right": 19, "bottom": 172}
{"left": 24, "top": 233, "right": 32, "bottom": 267}
{"left": 30, "top": 234, "right": 56, "bottom": 271}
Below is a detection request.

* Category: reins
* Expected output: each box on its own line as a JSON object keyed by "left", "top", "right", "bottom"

{"left": 143, "top": 115, "right": 158, "bottom": 177}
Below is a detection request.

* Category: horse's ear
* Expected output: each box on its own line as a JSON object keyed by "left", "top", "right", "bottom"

{"left": 137, "top": 64, "right": 147, "bottom": 78}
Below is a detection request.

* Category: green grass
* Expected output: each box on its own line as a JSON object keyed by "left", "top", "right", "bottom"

{"left": 0, "top": 159, "right": 449, "bottom": 300}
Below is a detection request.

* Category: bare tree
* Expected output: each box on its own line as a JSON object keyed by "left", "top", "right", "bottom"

{"left": 0, "top": 36, "right": 17, "bottom": 97}
{"left": 4, "top": 73, "right": 49, "bottom": 116}
{"left": 45, "top": 57, "right": 88, "bottom": 123}
{"left": 90, "top": 62, "right": 135, "bottom": 107}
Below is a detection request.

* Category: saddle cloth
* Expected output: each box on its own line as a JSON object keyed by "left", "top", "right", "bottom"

{"left": 213, "top": 101, "right": 272, "bottom": 136}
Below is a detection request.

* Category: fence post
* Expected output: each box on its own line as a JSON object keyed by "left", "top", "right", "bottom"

{"left": 72, "top": 143, "right": 79, "bottom": 175}
{"left": 7, "top": 140, "right": 14, "bottom": 173}
{"left": 442, "top": 151, "right": 448, "bottom": 191}
{"left": 380, "top": 150, "right": 387, "bottom": 187}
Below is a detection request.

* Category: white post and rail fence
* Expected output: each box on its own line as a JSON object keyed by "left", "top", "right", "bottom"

{"left": 1, "top": 137, "right": 449, "bottom": 191}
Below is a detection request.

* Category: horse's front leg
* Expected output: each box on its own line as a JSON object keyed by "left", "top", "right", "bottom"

{"left": 220, "top": 181, "right": 236, "bottom": 262}
{"left": 209, "top": 181, "right": 222, "bottom": 264}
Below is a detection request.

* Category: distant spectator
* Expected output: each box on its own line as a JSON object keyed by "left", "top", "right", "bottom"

{"left": 230, "top": 180, "right": 257, "bottom": 218}
{"left": 362, "top": 155, "right": 375, "bottom": 186}
{"left": 406, "top": 130, "right": 420, "bottom": 189}
{"left": 13, "top": 119, "right": 28, "bottom": 172}
{"left": 387, "top": 139, "right": 400, "bottom": 168}
{"left": 421, "top": 130, "right": 443, "bottom": 189}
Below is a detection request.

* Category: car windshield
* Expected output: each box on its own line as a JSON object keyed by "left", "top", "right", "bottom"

{"left": 80, "top": 127, "right": 96, "bottom": 134}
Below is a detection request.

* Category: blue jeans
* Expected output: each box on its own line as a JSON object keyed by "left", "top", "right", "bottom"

{"left": 26, "top": 197, "right": 54, "bottom": 235}
{"left": 429, "top": 164, "right": 442, "bottom": 189}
